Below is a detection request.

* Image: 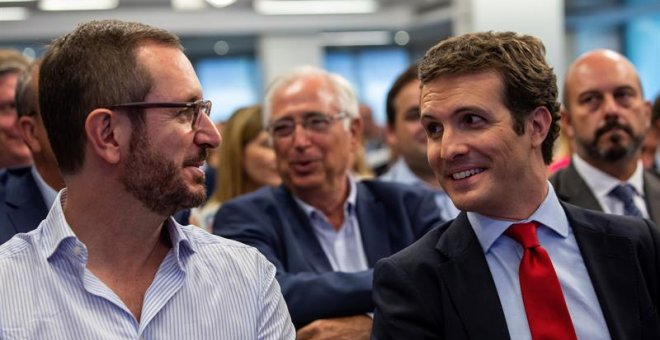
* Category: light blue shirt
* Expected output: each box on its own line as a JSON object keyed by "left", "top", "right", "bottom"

{"left": 294, "top": 176, "right": 369, "bottom": 273}
{"left": 572, "top": 154, "right": 649, "bottom": 218}
{"left": 31, "top": 166, "right": 57, "bottom": 209}
{"left": 468, "top": 183, "right": 610, "bottom": 340}
{"left": 0, "top": 190, "right": 295, "bottom": 339}
{"left": 380, "top": 158, "right": 459, "bottom": 221}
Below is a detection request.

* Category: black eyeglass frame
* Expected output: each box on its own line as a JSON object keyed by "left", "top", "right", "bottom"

{"left": 109, "top": 99, "right": 212, "bottom": 129}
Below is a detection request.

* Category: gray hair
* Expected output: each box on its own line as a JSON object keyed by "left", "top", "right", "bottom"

{"left": 262, "top": 65, "right": 359, "bottom": 131}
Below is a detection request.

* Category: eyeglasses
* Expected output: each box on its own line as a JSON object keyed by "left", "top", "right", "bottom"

{"left": 267, "top": 112, "right": 349, "bottom": 138}
{"left": 109, "top": 100, "right": 212, "bottom": 130}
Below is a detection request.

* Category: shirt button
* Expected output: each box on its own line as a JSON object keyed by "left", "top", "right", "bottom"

{"left": 72, "top": 246, "right": 82, "bottom": 256}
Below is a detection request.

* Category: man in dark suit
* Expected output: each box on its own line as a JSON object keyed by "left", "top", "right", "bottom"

{"left": 213, "top": 66, "right": 444, "bottom": 338}
{"left": 372, "top": 31, "right": 660, "bottom": 339}
{"left": 550, "top": 49, "right": 660, "bottom": 224}
{"left": 0, "top": 60, "right": 64, "bottom": 244}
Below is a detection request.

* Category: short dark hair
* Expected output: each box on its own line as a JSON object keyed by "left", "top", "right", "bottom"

{"left": 418, "top": 31, "right": 560, "bottom": 164}
{"left": 386, "top": 64, "right": 418, "bottom": 127}
{"left": 15, "top": 60, "right": 40, "bottom": 118}
{"left": 39, "top": 20, "right": 182, "bottom": 175}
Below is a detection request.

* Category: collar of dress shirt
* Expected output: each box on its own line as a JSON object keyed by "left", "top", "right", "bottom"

{"left": 41, "top": 189, "right": 196, "bottom": 268}
{"left": 572, "top": 154, "right": 645, "bottom": 198}
{"left": 468, "top": 182, "right": 570, "bottom": 254}
{"left": 293, "top": 173, "right": 358, "bottom": 221}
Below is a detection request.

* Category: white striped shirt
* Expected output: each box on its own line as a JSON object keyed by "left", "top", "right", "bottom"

{"left": 0, "top": 191, "right": 295, "bottom": 340}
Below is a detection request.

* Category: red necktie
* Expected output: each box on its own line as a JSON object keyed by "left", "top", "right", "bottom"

{"left": 505, "top": 222, "right": 577, "bottom": 340}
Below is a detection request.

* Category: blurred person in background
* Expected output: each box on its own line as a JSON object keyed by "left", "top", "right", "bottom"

{"left": 0, "top": 60, "right": 64, "bottom": 244}
{"left": 190, "top": 105, "right": 281, "bottom": 231}
{"left": 642, "top": 96, "right": 660, "bottom": 174}
{"left": 359, "top": 103, "right": 390, "bottom": 175}
{"left": 380, "top": 64, "right": 459, "bottom": 221}
{"left": 0, "top": 49, "right": 31, "bottom": 175}
{"left": 213, "top": 65, "right": 443, "bottom": 338}
{"left": 550, "top": 49, "right": 660, "bottom": 223}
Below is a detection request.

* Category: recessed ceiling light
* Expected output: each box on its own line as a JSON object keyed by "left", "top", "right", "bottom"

{"left": 0, "top": 7, "right": 29, "bottom": 21}
{"left": 254, "top": 0, "right": 378, "bottom": 15}
{"left": 206, "top": 0, "right": 236, "bottom": 8}
{"left": 39, "top": 0, "right": 118, "bottom": 11}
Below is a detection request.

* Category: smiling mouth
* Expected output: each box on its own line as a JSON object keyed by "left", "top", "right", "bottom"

{"left": 451, "top": 168, "right": 484, "bottom": 180}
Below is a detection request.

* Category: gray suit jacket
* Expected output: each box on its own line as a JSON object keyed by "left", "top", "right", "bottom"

{"left": 550, "top": 162, "right": 660, "bottom": 225}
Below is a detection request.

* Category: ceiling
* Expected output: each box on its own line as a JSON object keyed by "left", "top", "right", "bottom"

{"left": 1, "top": 0, "right": 657, "bottom": 59}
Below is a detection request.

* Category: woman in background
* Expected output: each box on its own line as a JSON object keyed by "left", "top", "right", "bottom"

{"left": 190, "top": 105, "right": 281, "bottom": 231}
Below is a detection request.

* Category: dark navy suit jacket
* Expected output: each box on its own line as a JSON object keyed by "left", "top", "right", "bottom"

{"left": 0, "top": 167, "right": 49, "bottom": 245}
{"left": 372, "top": 204, "right": 660, "bottom": 340}
{"left": 212, "top": 180, "right": 444, "bottom": 328}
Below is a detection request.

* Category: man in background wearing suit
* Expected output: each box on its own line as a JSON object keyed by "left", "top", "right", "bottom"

{"left": 380, "top": 64, "right": 459, "bottom": 221}
{"left": 214, "top": 65, "right": 443, "bottom": 339}
{"left": 550, "top": 49, "right": 660, "bottom": 223}
{"left": 0, "top": 60, "right": 64, "bottom": 244}
{"left": 372, "top": 31, "right": 660, "bottom": 339}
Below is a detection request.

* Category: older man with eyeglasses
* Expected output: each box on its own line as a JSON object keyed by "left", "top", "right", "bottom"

{"left": 213, "top": 65, "right": 445, "bottom": 339}
{"left": 0, "top": 20, "right": 294, "bottom": 339}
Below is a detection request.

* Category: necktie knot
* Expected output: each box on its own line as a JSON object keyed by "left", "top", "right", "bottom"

{"left": 609, "top": 183, "right": 643, "bottom": 217}
{"left": 505, "top": 222, "right": 539, "bottom": 249}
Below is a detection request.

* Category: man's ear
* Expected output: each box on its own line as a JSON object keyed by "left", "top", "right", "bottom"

{"left": 528, "top": 106, "right": 552, "bottom": 148}
{"left": 85, "top": 108, "right": 130, "bottom": 165}
{"left": 349, "top": 116, "right": 363, "bottom": 145}
{"left": 559, "top": 106, "right": 574, "bottom": 139}
{"left": 17, "top": 116, "right": 41, "bottom": 153}
{"left": 385, "top": 123, "right": 397, "bottom": 150}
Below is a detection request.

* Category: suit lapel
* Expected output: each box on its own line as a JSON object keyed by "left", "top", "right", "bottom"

{"left": 567, "top": 204, "right": 639, "bottom": 339}
{"left": 355, "top": 182, "right": 390, "bottom": 267}
{"left": 273, "top": 186, "right": 333, "bottom": 272}
{"left": 435, "top": 214, "right": 510, "bottom": 340}
{"left": 556, "top": 163, "right": 603, "bottom": 211}
{"left": 643, "top": 172, "right": 660, "bottom": 225}
{"left": 5, "top": 169, "right": 48, "bottom": 233}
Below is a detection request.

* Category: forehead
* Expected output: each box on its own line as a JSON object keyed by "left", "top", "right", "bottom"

{"left": 567, "top": 54, "right": 641, "bottom": 97}
{"left": 421, "top": 71, "right": 505, "bottom": 116}
{"left": 271, "top": 76, "right": 337, "bottom": 116}
{"left": 135, "top": 43, "right": 202, "bottom": 100}
{"left": 0, "top": 72, "right": 19, "bottom": 92}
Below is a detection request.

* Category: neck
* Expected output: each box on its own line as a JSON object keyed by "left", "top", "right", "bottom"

{"left": 34, "top": 158, "right": 65, "bottom": 191}
{"left": 64, "top": 176, "right": 170, "bottom": 271}
{"left": 292, "top": 177, "right": 349, "bottom": 230}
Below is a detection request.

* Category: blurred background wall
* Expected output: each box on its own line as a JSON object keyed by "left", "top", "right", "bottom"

{"left": 1, "top": 0, "right": 658, "bottom": 123}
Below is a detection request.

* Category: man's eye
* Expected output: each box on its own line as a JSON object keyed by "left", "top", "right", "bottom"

{"left": 463, "top": 114, "right": 484, "bottom": 125}
{"left": 307, "top": 116, "right": 329, "bottom": 129}
{"left": 423, "top": 122, "right": 443, "bottom": 138}
{"left": 272, "top": 122, "right": 293, "bottom": 133}
{"left": 176, "top": 107, "right": 195, "bottom": 122}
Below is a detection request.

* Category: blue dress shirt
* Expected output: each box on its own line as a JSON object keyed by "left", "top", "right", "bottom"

{"left": 0, "top": 190, "right": 295, "bottom": 339}
{"left": 294, "top": 176, "right": 369, "bottom": 273}
{"left": 468, "top": 183, "right": 611, "bottom": 340}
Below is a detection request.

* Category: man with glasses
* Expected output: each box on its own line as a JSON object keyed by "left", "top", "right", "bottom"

{"left": 0, "top": 20, "right": 294, "bottom": 339}
{"left": 213, "top": 66, "right": 444, "bottom": 338}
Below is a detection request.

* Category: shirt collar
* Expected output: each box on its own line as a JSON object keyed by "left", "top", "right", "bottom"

{"left": 572, "top": 154, "right": 645, "bottom": 198}
{"left": 31, "top": 166, "right": 58, "bottom": 209}
{"left": 41, "top": 189, "right": 196, "bottom": 267}
{"left": 468, "top": 182, "right": 570, "bottom": 253}
{"left": 294, "top": 174, "right": 358, "bottom": 220}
